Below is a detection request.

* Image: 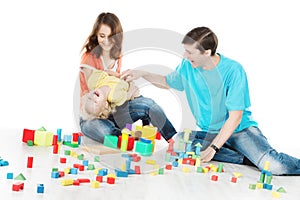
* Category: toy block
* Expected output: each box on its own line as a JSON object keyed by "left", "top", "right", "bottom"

{"left": 0, "top": 158, "right": 9, "bottom": 166}
{"left": 126, "top": 123, "right": 132, "bottom": 130}
{"left": 277, "top": 187, "right": 287, "bottom": 193}
{"left": 231, "top": 177, "right": 237, "bottom": 183}
{"left": 64, "top": 150, "right": 71, "bottom": 155}
{"left": 195, "top": 157, "right": 201, "bottom": 167}
{"left": 146, "top": 159, "right": 156, "bottom": 165}
{"left": 7, "top": 172, "right": 13, "bottom": 179}
{"left": 91, "top": 181, "right": 100, "bottom": 188}
{"left": 96, "top": 175, "right": 103, "bottom": 182}
{"left": 107, "top": 173, "right": 117, "bottom": 178}
{"left": 14, "top": 173, "right": 26, "bottom": 181}
{"left": 64, "top": 168, "right": 70, "bottom": 174}
{"left": 27, "top": 156, "right": 33, "bottom": 168}
{"left": 73, "top": 179, "right": 80, "bottom": 186}
{"left": 98, "top": 169, "right": 108, "bottom": 176}
{"left": 82, "top": 160, "right": 89, "bottom": 166}
{"left": 115, "top": 169, "right": 128, "bottom": 177}
{"left": 87, "top": 164, "right": 95, "bottom": 170}
{"left": 63, "top": 141, "right": 79, "bottom": 148}
{"left": 183, "top": 167, "right": 190, "bottom": 173}
{"left": 27, "top": 140, "right": 33, "bottom": 146}
{"left": 158, "top": 168, "right": 164, "bottom": 175}
{"left": 72, "top": 133, "right": 79, "bottom": 142}
{"left": 202, "top": 167, "right": 209, "bottom": 173}
{"left": 77, "top": 178, "right": 90, "bottom": 183}
{"left": 104, "top": 135, "right": 119, "bottom": 149}
{"left": 211, "top": 175, "right": 218, "bottom": 181}
{"left": 70, "top": 168, "right": 78, "bottom": 175}
{"left": 53, "top": 135, "right": 58, "bottom": 145}
{"left": 167, "top": 139, "right": 175, "bottom": 153}
{"left": 172, "top": 161, "right": 179, "bottom": 167}
{"left": 120, "top": 131, "right": 129, "bottom": 151}
{"left": 94, "top": 156, "right": 100, "bottom": 162}
{"left": 107, "top": 177, "right": 115, "bottom": 184}
{"left": 37, "top": 184, "right": 44, "bottom": 193}
{"left": 38, "top": 126, "right": 46, "bottom": 131}
{"left": 233, "top": 172, "right": 243, "bottom": 178}
{"left": 196, "top": 167, "right": 203, "bottom": 173}
{"left": 135, "top": 166, "right": 141, "bottom": 174}
{"left": 156, "top": 132, "right": 161, "bottom": 140}
{"left": 51, "top": 171, "right": 59, "bottom": 178}
{"left": 77, "top": 154, "right": 84, "bottom": 160}
{"left": 53, "top": 144, "right": 59, "bottom": 154}
{"left": 249, "top": 184, "right": 256, "bottom": 190}
{"left": 217, "top": 163, "right": 224, "bottom": 173}
{"left": 58, "top": 171, "right": 65, "bottom": 177}
{"left": 256, "top": 183, "right": 263, "bottom": 189}
{"left": 135, "top": 141, "right": 153, "bottom": 156}
{"left": 264, "top": 161, "right": 270, "bottom": 171}
{"left": 183, "top": 128, "right": 191, "bottom": 142}
{"left": 142, "top": 125, "right": 157, "bottom": 141}
{"left": 60, "top": 157, "right": 67, "bottom": 163}
{"left": 127, "top": 136, "right": 134, "bottom": 151}
{"left": 12, "top": 182, "right": 24, "bottom": 191}
{"left": 34, "top": 130, "right": 53, "bottom": 146}
{"left": 56, "top": 128, "right": 62, "bottom": 142}
{"left": 61, "top": 179, "right": 74, "bottom": 186}
{"left": 195, "top": 142, "right": 202, "bottom": 155}
{"left": 271, "top": 191, "right": 281, "bottom": 199}
{"left": 263, "top": 183, "right": 273, "bottom": 190}
{"left": 22, "top": 129, "right": 35, "bottom": 143}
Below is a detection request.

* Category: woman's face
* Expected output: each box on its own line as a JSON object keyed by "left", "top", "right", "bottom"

{"left": 97, "top": 24, "right": 114, "bottom": 52}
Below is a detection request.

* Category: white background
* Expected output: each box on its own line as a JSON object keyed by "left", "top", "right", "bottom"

{"left": 0, "top": 0, "right": 299, "bottom": 157}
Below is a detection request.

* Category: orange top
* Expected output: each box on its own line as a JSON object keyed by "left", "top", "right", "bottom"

{"left": 79, "top": 52, "right": 122, "bottom": 97}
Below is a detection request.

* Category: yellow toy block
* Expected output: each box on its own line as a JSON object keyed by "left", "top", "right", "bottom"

{"left": 107, "top": 173, "right": 116, "bottom": 178}
{"left": 120, "top": 131, "right": 129, "bottom": 152}
{"left": 135, "top": 125, "right": 143, "bottom": 131}
{"left": 195, "top": 157, "right": 201, "bottom": 167}
{"left": 183, "top": 167, "right": 190, "bottom": 173}
{"left": 146, "top": 159, "right": 156, "bottom": 165}
{"left": 142, "top": 125, "right": 157, "bottom": 141}
{"left": 256, "top": 182, "right": 263, "bottom": 189}
{"left": 203, "top": 167, "right": 209, "bottom": 173}
{"left": 264, "top": 161, "right": 270, "bottom": 171}
{"left": 233, "top": 172, "right": 243, "bottom": 178}
{"left": 121, "top": 163, "right": 126, "bottom": 171}
{"left": 94, "top": 168, "right": 102, "bottom": 175}
{"left": 150, "top": 171, "right": 158, "bottom": 176}
{"left": 271, "top": 191, "right": 281, "bottom": 199}
{"left": 211, "top": 166, "right": 218, "bottom": 172}
{"left": 64, "top": 167, "right": 71, "bottom": 174}
{"left": 61, "top": 179, "right": 74, "bottom": 186}
{"left": 34, "top": 130, "right": 53, "bottom": 146}
{"left": 183, "top": 128, "right": 191, "bottom": 142}
{"left": 91, "top": 181, "right": 100, "bottom": 188}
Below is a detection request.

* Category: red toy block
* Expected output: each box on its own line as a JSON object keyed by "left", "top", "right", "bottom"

{"left": 127, "top": 136, "right": 134, "bottom": 151}
{"left": 60, "top": 157, "right": 66, "bottom": 163}
{"left": 211, "top": 175, "right": 218, "bottom": 181}
{"left": 52, "top": 135, "right": 58, "bottom": 145}
{"left": 96, "top": 176, "right": 103, "bottom": 182}
{"left": 22, "top": 129, "right": 35, "bottom": 143}
{"left": 165, "top": 164, "right": 172, "bottom": 170}
{"left": 53, "top": 144, "right": 59, "bottom": 154}
{"left": 73, "top": 164, "right": 84, "bottom": 171}
{"left": 73, "top": 179, "right": 80, "bottom": 186}
{"left": 72, "top": 133, "right": 79, "bottom": 142}
{"left": 77, "top": 178, "right": 90, "bottom": 183}
{"left": 231, "top": 177, "right": 237, "bottom": 183}
{"left": 107, "top": 177, "right": 115, "bottom": 184}
{"left": 27, "top": 156, "right": 33, "bottom": 168}
{"left": 12, "top": 182, "right": 24, "bottom": 191}
{"left": 134, "top": 166, "right": 141, "bottom": 174}
{"left": 156, "top": 132, "right": 161, "bottom": 140}
{"left": 58, "top": 171, "right": 65, "bottom": 177}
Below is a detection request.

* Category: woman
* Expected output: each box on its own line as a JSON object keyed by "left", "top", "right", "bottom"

{"left": 79, "top": 12, "right": 177, "bottom": 143}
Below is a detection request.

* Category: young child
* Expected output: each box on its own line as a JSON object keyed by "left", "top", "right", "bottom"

{"left": 80, "top": 65, "right": 140, "bottom": 120}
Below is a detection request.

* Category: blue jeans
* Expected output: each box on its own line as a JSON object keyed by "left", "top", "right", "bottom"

{"left": 80, "top": 96, "right": 177, "bottom": 143}
{"left": 176, "top": 126, "right": 300, "bottom": 175}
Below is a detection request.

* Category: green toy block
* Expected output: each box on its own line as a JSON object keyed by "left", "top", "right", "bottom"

{"left": 103, "top": 135, "right": 118, "bottom": 149}
{"left": 94, "top": 156, "right": 100, "bottom": 162}
{"left": 14, "top": 173, "right": 26, "bottom": 180}
{"left": 135, "top": 141, "right": 153, "bottom": 156}
{"left": 34, "top": 130, "right": 53, "bottom": 146}
{"left": 277, "top": 187, "right": 287, "bottom": 193}
{"left": 27, "top": 140, "right": 33, "bottom": 146}
{"left": 63, "top": 141, "right": 79, "bottom": 148}
{"left": 38, "top": 126, "right": 47, "bottom": 131}
{"left": 87, "top": 164, "right": 95, "bottom": 170}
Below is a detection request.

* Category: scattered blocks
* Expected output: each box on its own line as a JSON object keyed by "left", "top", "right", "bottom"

{"left": 12, "top": 182, "right": 24, "bottom": 192}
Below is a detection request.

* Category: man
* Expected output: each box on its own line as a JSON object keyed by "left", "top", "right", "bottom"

{"left": 121, "top": 26, "right": 300, "bottom": 175}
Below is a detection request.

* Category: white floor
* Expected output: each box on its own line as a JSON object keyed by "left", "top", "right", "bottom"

{"left": 0, "top": 128, "right": 299, "bottom": 200}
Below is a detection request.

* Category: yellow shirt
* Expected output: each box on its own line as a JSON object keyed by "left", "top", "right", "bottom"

{"left": 87, "top": 70, "right": 129, "bottom": 106}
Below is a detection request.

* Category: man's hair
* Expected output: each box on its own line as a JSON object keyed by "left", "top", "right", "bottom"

{"left": 182, "top": 27, "right": 218, "bottom": 55}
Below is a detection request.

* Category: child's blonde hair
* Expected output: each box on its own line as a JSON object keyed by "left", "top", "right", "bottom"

{"left": 80, "top": 94, "right": 116, "bottom": 120}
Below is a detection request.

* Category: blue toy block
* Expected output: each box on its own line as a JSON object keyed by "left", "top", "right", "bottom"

{"left": 98, "top": 168, "right": 108, "bottom": 176}
{"left": 51, "top": 171, "right": 59, "bottom": 178}
{"left": 7, "top": 172, "right": 13, "bottom": 179}
{"left": 37, "top": 184, "right": 44, "bottom": 193}
{"left": 115, "top": 169, "right": 129, "bottom": 177}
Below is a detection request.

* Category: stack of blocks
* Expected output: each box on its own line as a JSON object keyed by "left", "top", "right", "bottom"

{"left": 103, "top": 124, "right": 158, "bottom": 156}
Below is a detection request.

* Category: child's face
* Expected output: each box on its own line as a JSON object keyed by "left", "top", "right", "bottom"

{"left": 85, "top": 90, "right": 109, "bottom": 117}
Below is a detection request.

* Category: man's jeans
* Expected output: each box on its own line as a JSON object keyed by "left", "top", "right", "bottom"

{"left": 80, "top": 96, "right": 177, "bottom": 143}
{"left": 175, "top": 126, "right": 300, "bottom": 175}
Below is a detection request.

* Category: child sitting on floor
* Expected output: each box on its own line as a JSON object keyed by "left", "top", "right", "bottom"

{"left": 80, "top": 65, "right": 140, "bottom": 120}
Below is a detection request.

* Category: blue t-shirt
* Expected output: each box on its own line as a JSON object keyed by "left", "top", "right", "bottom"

{"left": 166, "top": 54, "right": 258, "bottom": 133}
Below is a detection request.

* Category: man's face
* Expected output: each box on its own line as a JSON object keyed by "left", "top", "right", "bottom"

{"left": 183, "top": 43, "right": 207, "bottom": 68}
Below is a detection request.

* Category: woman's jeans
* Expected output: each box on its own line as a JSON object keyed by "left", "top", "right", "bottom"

{"left": 175, "top": 126, "right": 300, "bottom": 175}
{"left": 80, "top": 96, "right": 177, "bottom": 143}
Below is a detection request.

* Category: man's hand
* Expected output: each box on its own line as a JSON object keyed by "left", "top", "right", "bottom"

{"left": 121, "top": 69, "right": 147, "bottom": 82}
{"left": 200, "top": 146, "right": 216, "bottom": 163}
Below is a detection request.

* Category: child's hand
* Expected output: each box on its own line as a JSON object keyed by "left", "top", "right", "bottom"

{"left": 105, "top": 70, "right": 120, "bottom": 78}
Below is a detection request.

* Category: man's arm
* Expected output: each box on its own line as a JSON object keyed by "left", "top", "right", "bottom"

{"left": 200, "top": 110, "right": 243, "bottom": 162}
{"left": 121, "top": 69, "right": 170, "bottom": 89}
